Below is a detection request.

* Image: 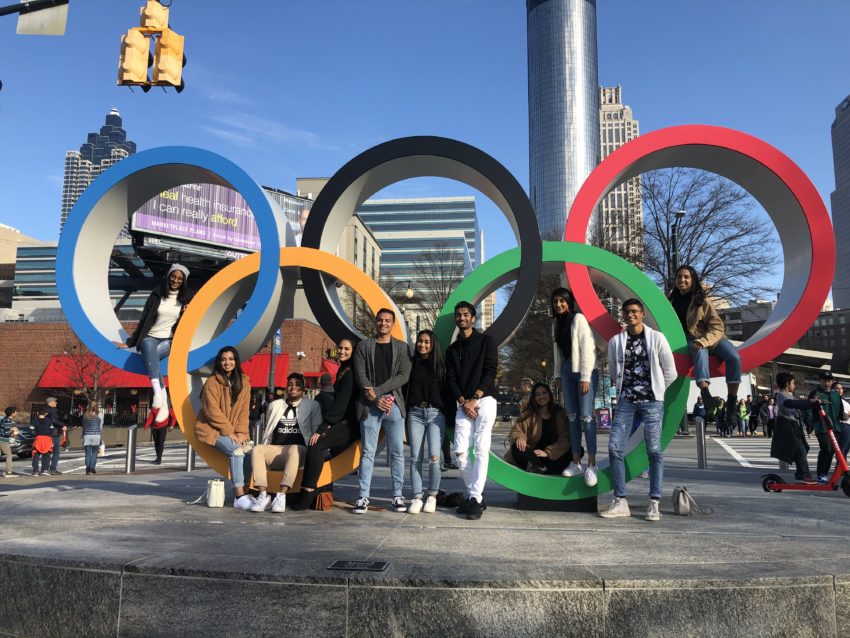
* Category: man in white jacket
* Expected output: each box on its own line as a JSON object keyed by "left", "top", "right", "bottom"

{"left": 601, "top": 298, "right": 677, "bottom": 522}
{"left": 250, "top": 373, "right": 323, "bottom": 513}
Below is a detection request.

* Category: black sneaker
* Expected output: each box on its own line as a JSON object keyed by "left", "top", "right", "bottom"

{"left": 392, "top": 497, "right": 407, "bottom": 512}
{"left": 457, "top": 499, "right": 469, "bottom": 514}
{"left": 352, "top": 497, "right": 369, "bottom": 514}
{"left": 51, "top": 469, "right": 63, "bottom": 475}
{"left": 466, "top": 498, "right": 483, "bottom": 520}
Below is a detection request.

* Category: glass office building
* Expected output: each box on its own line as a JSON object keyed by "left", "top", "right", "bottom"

{"left": 527, "top": 0, "right": 600, "bottom": 238}
{"left": 831, "top": 95, "right": 850, "bottom": 309}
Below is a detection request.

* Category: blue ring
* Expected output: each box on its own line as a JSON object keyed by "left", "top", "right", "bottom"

{"left": 57, "top": 146, "right": 281, "bottom": 374}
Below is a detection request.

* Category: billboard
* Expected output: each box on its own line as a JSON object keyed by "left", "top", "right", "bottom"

{"left": 131, "top": 183, "right": 262, "bottom": 252}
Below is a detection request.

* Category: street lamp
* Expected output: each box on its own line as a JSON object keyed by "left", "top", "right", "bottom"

{"left": 671, "top": 209, "right": 686, "bottom": 289}
{"left": 386, "top": 280, "right": 415, "bottom": 335}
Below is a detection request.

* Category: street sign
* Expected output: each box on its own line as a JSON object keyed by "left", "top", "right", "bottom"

{"left": 327, "top": 560, "right": 389, "bottom": 572}
{"left": 15, "top": 0, "right": 69, "bottom": 35}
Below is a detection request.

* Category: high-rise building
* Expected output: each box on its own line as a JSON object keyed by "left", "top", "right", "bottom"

{"left": 60, "top": 109, "right": 136, "bottom": 234}
{"left": 355, "top": 196, "right": 493, "bottom": 332}
{"left": 831, "top": 94, "right": 850, "bottom": 309}
{"left": 527, "top": 0, "right": 600, "bottom": 237}
{"left": 597, "top": 85, "right": 643, "bottom": 266}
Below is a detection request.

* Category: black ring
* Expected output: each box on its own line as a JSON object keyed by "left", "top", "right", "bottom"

{"left": 301, "top": 135, "right": 542, "bottom": 347}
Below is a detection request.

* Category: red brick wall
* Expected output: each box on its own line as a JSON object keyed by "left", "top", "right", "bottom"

{"left": 0, "top": 319, "right": 334, "bottom": 412}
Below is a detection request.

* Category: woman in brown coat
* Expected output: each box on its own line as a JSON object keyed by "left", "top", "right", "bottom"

{"left": 504, "top": 382, "right": 572, "bottom": 474}
{"left": 194, "top": 346, "right": 253, "bottom": 510}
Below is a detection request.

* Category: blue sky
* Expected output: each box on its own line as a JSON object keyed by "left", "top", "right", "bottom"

{"left": 0, "top": 0, "right": 846, "bottom": 279}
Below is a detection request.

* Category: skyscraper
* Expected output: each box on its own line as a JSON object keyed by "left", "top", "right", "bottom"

{"left": 527, "top": 0, "right": 600, "bottom": 237}
{"left": 597, "top": 85, "right": 643, "bottom": 267}
{"left": 60, "top": 108, "right": 136, "bottom": 233}
{"left": 831, "top": 94, "right": 850, "bottom": 309}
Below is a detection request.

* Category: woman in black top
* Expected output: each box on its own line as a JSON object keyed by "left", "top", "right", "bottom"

{"left": 290, "top": 337, "right": 360, "bottom": 510}
{"left": 405, "top": 329, "right": 447, "bottom": 514}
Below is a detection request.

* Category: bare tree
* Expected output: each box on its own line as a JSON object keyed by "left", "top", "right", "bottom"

{"left": 410, "top": 243, "right": 466, "bottom": 330}
{"left": 59, "top": 341, "right": 122, "bottom": 407}
{"left": 642, "top": 168, "right": 781, "bottom": 303}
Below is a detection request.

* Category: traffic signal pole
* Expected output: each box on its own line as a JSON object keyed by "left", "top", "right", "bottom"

{"left": 0, "top": 0, "right": 68, "bottom": 18}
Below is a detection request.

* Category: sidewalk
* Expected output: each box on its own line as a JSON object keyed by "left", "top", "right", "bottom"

{"left": 1, "top": 436, "right": 848, "bottom": 637}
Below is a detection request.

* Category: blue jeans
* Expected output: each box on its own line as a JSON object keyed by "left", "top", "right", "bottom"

{"left": 50, "top": 434, "right": 62, "bottom": 471}
{"left": 561, "top": 360, "right": 599, "bottom": 456}
{"left": 84, "top": 445, "right": 98, "bottom": 471}
{"left": 359, "top": 403, "right": 405, "bottom": 499}
{"left": 609, "top": 400, "right": 664, "bottom": 499}
{"left": 408, "top": 406, "right": 445, "bottom": 497}
{"left": 214, "top": 436, "right": 252, "bottom": 489}
{"left": 688, "top": 337, "right": 741, "bottom": 385}
{"left": 139, "top": 336, "right": 171, "bottom": 386}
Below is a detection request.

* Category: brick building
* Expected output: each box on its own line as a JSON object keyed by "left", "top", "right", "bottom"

{"left": 0, "top": 319, "right": 335, "bottom": 419}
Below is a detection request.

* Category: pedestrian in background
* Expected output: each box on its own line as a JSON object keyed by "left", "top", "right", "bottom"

{"left": 736, "top": 400, "right": 748, "bottom": 436}
{"left": 144, "top": 406, "right": 176, "bottom": 465}
{"left": 809, "top": 371, "right": 846, "bottom": 483}
{"left": 832, "top": 382, "right": 850, "bottom": 457}
{"left": 81, "top": 403, "right": 103, "bottom": 475}
{"left": 31, "top": 407, "right": 54, "bottom": 476}
{"left": 315, "top": 373, "right": 335, "bottom": 417}
{"left": 693, "top": 396, "right": 706, "bottom": 436}
{"left": 760, "top": 398, "right": 776, "bottom": 438}
{"left": 0, "top": 406, "right": 19, "bottom": 477}
{"left": 44, "top": 397, "right": 66, "bottom": 475}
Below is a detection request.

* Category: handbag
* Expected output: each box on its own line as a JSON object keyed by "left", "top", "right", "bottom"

{"left": 672, "top": 486, "right": 699, "bottom": 516}
{"left": 312, "top": 491, "right": 334, "bottom": 511}
{"left": 97, "top": 441, "right": 106, "bottom": 457}
{"left": 206, "top": 479, "right": 225, "bottom": 507}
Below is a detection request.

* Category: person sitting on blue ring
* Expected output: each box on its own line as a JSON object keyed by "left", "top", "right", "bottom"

{"left": 113, "top": 263, "right": 194, "bottom": 424}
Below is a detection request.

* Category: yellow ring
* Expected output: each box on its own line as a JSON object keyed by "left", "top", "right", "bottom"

{"left": 169, "top": 247, "right": 404, "bottom": 490}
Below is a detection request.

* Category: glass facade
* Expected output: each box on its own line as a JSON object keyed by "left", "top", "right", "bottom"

{"left": 527, "top": 0, "right": 600, "bottom": 238}
{"left": 831, "top": 95, "right": 850, "bottom": 309}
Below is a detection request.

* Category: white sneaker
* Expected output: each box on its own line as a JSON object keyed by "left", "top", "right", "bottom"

{"left": 234, "top": 494, "right": 255, "bottom": 511}
{"left": 638, "top": 470, "right": 649, "bottom": 479}
{"left": 151, "top": 390, "right": 166, "bottom": 410}
{"left": 270, "top": 492, "right": 286, "bottom": 513}
{"left": 249, "top": 493, "right": 270, "bottom": 512}
{"left": 584, "top": 465, "right": 598, "bottom": 487}
{"left": 599, "top": 497, "right": 631, "bottom": 518}
{"left": 154, "top": 393, "right": 169, "bottom": 424}
{"left": 646, "top": 499, "right": 661, "bottom": 522}
{"left": 423, "top": 495, "right": 437, "bottom": 513}
{"left": 407, "top": 497, "right": 423, "bottom": 514}
{"left": 561, "top": 461, "right": 584, "bottom": 477}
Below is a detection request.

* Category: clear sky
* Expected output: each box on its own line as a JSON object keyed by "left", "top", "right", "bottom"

{"left": 0, "top": 0, "right": 846, "bottom": 276}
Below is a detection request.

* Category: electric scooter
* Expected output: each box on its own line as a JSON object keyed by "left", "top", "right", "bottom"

{"left": 762, "top": 404, "right": 850, "bottom": 497}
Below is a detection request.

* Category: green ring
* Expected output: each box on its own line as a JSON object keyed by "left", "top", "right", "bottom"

{"left": 435, "top": 241, "right": 688, "bottom": 500}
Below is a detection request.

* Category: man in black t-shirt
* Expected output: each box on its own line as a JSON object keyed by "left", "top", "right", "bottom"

{"left": 250, "top": 373, "right": 322, "bottom": 513}
{"left": 351, "top": 308, "right": 412, "bottom": 514}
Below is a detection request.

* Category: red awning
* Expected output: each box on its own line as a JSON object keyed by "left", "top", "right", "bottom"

{"left": 240, "top": 353, "right": 290, "bottom": 388}
{"left": 37, "top": 352, "right": 291, "bottom": 390}
{"left": 320, "top": 358, "right": 340, "bottom": 381}
{"left": 37, "top": 355, "right": 150, "bottom": 389}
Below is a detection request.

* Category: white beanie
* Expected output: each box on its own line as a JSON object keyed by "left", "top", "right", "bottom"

{"left": 167, "top": 263, "right": 190, "bottom": 280}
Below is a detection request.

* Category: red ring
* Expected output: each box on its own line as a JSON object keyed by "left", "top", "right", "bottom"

{"left": 563, "top": 125, "right": 834, "bottom": 376}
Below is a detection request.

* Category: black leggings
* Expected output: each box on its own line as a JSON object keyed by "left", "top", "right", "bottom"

{"left": 151, "top": 427, "right": 167, "bottom": 461}
{"left": 509, "top": 443, "right": 569, "bottom": 474}
{"left": 301, "top": 422, "right": 359, "bottom": 490}
{"left": 816, "top": 431, "right": 837, "bottom": 477}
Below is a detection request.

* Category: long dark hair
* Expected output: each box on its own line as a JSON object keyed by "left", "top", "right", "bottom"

{"left": 213, "top": 346, "right": 244, "bottom": 404}
{"left": 669, "top": 265, "right": 706, "bottom": 307}
{"left": 521, "top": 382, "right": 562, "bottom": 420}
{"left": 550, "top": 287, "right": 579, "bottom": 317}
{"left": 336, "top": 337, "right": 359, "bottom": 380}
{"left": 415, "top": 329, "right": 446, "bottom": 379}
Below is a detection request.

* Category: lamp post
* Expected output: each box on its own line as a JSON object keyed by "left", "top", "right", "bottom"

{"left": 386, "top": 280, "right": 414, "bottom": 336}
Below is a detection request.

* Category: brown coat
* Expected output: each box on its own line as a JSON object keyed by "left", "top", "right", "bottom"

{"left": 683, "top": 297, "right": 726, "bottom": 349}
{"left": 503, "top": 409, "right": 570, "bottom": 464}
{"left": 194, "top": 372, "right": 251, "bottom": 446}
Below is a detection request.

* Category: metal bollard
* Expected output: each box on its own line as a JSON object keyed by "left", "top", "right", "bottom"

{"left": 696, "top": 418, "right": 707, "bottom": 469}
{"left": 124, "top": 425, "right": 138, "bottom": 473}
{"left": 185, "top": 444, "right": 195, "bottom": 472}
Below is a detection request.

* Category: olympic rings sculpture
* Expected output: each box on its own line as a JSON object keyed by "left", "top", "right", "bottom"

{"left": 56, "top": 126, "right": 834, "bottom": 499}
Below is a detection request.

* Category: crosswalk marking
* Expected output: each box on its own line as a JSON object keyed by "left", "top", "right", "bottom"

{"left": 712, "top": 436, "right": 818, "bottom": 469}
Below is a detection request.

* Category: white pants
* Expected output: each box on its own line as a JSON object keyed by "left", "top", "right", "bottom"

{"left": 453, "top": 396, "right": 497, "bottom": 502}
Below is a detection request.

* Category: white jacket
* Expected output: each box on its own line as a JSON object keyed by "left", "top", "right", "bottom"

{"left": 261, "top": 397, "right": 323, "bottom": 446}
{"left": 552, "top": 313, "right": 597, "bottom": 383}
{"left": 607, "top": 325, "right": 677, "bottom": 402}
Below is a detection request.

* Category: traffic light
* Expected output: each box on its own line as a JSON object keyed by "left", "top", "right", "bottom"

{"left": 117, "top": 28, "right": 151, "bottom": 89}
{"left": 139, "top": 0, "right": 168, "bottom": 30}
{"left": 152, "top": 27, "right": 185, "bottom": 92}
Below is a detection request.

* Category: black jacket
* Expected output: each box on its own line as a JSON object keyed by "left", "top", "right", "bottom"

{"left": 126, "top": 284, "right": 194, "bottom": 348}
{"left": 33, "top": 416, "right": 55, "bottom": 437}
{"left": 46, "top": 406, "right": 65, "bottom": 430}
{"left": 317, "top": 365, "right": 358, "bottom": 439}
{"left": 445, "top": 329, "right": 498, "bottom": 401}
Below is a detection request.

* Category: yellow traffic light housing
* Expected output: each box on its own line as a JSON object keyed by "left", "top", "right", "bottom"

{"left": 117, "top": 28, "right": 151, "bottom": 89}
{"left": 152, "top": 27, "right": 185, "bottom": 92}
{"left": 139, "top": 0, "right": 168, "bottom": 30}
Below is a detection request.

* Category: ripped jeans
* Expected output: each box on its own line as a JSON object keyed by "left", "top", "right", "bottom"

{"left": 561, "top": 360, "right": 599, "bottom": 457}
